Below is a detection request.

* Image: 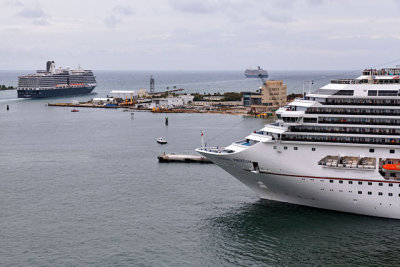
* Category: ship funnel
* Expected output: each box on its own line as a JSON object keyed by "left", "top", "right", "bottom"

{"left": 51, "top": 61, "right": 55, "bottom": 73}
{"left": 46, "top": 61, "right": 52, "bottom": 72}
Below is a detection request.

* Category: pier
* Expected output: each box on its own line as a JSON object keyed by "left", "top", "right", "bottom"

{"left": 47, "top": 102, "right": 246, "bottom": 115}
{"left": 47, "top": 102, "right": 151, "bottom": 111}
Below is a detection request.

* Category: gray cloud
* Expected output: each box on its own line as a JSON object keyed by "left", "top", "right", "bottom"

{"left": 1, "top": 0, "right": 399, "bottom": 70}
{"left": 264, "top": 12, "right": 294, "bottom": 23}
{"left": 169, "top": 0, "right": 220, "bottom": 14}
{"left": 305, "top": 0, "right": 325, "bottom": 6}
{"left": 113, "top": 5, "right": 133, "bottom": 16}
{"left": 169, "top": 0, "right": 294, "bottom": 24}
{"left": 5, "top": 0, "right": 23, "bottom": 6}
{"left": 16, "top": 6, "right": 51, "bottom": 26}
{"left": 104, "top": 15, "right": 120, "bottom": 28}
{"left": 32, "top": 18, "right": 50, "bottom": 26}
{"left": 267, "top": 0, "right": 296, "bottom": 9}
{"left": 17, "top": 7, "right": 47, "bottom": 18}
{"left": 104, "top": 5, "right": 133, "bottom": 28}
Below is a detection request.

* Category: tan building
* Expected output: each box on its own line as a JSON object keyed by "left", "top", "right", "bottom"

{"left": 243, "top": 80, "right": 287, "bottom": 112}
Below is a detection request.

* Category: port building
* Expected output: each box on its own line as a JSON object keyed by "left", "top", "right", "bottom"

{"left": 243, "top": 80, "right": 287, "bottom": 113}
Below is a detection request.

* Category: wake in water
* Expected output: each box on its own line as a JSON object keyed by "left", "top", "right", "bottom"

{"left": 0, "top": 98, "right": 26, "bottom": 103}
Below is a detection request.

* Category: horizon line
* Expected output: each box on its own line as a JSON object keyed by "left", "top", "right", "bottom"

{"left": 0, "top": 68, "right": 361, "bottom": 72}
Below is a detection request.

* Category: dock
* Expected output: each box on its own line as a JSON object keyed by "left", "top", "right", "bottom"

{"left": 48, "top": 102, "right": 151, "bottom": 111}
{"left": 158, "top": 153, "right": 213, "bottom": 163}
{"left": 48, "top": 103, "right": 245, "bottom": 115}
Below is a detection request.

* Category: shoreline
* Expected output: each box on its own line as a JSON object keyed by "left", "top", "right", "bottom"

{"left": 47, "top": 102, "right": 249, "bottom": 115}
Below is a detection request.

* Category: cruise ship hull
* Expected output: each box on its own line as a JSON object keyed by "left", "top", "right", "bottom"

{"left": 197, "top": 142, "right": 400, "bottom": 219}
{"left": 245, "top": 74, "right": 268, "bottom": 78}
{"left": 17, "top": 86, "right": 95, "bottom": 98}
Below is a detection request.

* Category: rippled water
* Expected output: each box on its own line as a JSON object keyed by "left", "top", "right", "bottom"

{"left": 1, "top": 70, "right": 399, "bottom": 266}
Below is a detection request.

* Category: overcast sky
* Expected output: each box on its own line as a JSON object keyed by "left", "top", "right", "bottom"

{"left": 0, "top": 0, "right": 399, "bottom": 70}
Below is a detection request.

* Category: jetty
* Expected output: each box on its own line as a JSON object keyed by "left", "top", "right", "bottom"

{"left": 158, "top": 153, "right": 213, "bottom": 163}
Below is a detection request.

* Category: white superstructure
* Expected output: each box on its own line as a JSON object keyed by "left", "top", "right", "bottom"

{"left": 197, "top": 67, "right": 400, "bottom": 219}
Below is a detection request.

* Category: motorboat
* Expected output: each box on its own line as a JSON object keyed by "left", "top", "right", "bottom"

{"left": 157, "top": 137, "right": 167, "bottom": 144}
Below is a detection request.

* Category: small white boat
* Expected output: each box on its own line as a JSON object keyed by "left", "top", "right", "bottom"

{"left": 157, "top": 137, "right": 167, "bottom": 144}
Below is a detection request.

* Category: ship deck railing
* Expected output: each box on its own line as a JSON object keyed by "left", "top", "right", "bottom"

{"left": 197, "top": 147, "right": 235, "bottom": 154}
{"left": 282, "top": 134, "right": 400, "bottom": 145}
{"left": 306, "top": 110, "right": 400, "bottom": 116}
{"left": 316, "top": 120, "right": 400, "bottom": 126}
{"left": 288, "top": 127, "right": 400, "bottom": 136}
{"left": 323, "top": 99, "right": 400, "bottom": 106}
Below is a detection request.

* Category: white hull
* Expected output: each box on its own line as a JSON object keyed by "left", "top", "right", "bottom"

{"left": 198, "top": 66, "right": 400, "bottom": 219}
{"left": 198, "top": 141, "right": 400, "bottom": 219}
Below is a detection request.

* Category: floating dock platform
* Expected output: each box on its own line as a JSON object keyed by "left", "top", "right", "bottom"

{"left": 158, "top": 153, "right": 213, "bottom": 163}
{"left": 47, "top": 103, "right": 151, "bottom": 111}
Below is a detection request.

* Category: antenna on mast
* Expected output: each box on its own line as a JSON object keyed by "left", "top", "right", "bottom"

{"left": 150, "top": 75, "right": 155, "bottom": 93}
{"left": 201, "top": 130, "right": 204, "bottom": 148}
{"left": 303, "top": 80, "right": 314, "bottom": 97}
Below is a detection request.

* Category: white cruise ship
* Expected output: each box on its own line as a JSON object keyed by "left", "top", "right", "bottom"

{"left": 197, "top": 67, "right": 400, "bottom": 219}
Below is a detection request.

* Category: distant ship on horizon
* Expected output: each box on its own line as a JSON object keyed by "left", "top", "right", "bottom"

{"left": 244, "top": 66, "right": 268, "bottom": 78}
{"left": 17, "top": 61, "right": 97, "bottom": 98}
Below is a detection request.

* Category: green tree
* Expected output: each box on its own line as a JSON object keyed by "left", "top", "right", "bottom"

{"left": 222, "top": 92, "right": 242, "bottom": 101}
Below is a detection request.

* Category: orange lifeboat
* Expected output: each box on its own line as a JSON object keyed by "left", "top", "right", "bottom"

{"left": 382, "top": 164, "right": 400, "bottom": 172}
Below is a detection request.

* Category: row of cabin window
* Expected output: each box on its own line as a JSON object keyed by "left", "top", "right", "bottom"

{"left": 361, "top": 192, "right": 396, "bottom": 196}
{"left": 330, "top": 180, "right": 397, "bottom": 187}
{"left": 368, "top": 148, "right": 398, "bottom": 154}
{"left": 369, "top": 149, "right": 397, "bottom": 154}
{"left": 289, "top": 125, "right": 400, "bottom": 135}
{"left": 275, "top": 146, "right": 394, "bottom": 154}
{"left": 274, "top": 146, "right": 316, "bottom": 151}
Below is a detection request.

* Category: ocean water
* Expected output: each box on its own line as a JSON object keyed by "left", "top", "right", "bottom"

{"left": 0, "top": 69, "right": 357, "bottom": 97}
{"left": 1, "top": 70, "right": 400, "bottom": 266}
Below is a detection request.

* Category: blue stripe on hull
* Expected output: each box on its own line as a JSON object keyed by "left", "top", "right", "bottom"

{"left": 17, "top": 86, "right": 95, "bottom": 98}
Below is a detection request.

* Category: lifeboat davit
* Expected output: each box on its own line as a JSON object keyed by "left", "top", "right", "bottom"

{"left": 382, "top": 164, "right": 400, "bottom": 172}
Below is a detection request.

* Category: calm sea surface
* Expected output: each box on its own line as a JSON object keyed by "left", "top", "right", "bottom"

{"left": 1, "top": 70, "right": 400, "bottom": 266}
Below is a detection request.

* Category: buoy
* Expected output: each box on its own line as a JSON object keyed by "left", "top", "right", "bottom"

{"left": 165, "top": 117, "right": 168, "bottom": 126}
{"left": 6, "top": 105, "right": 9, "bottom": 111}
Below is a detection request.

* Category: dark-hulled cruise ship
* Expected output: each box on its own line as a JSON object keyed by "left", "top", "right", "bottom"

{"left": 17, "top": 61, "right": 96, "bottom": 98}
